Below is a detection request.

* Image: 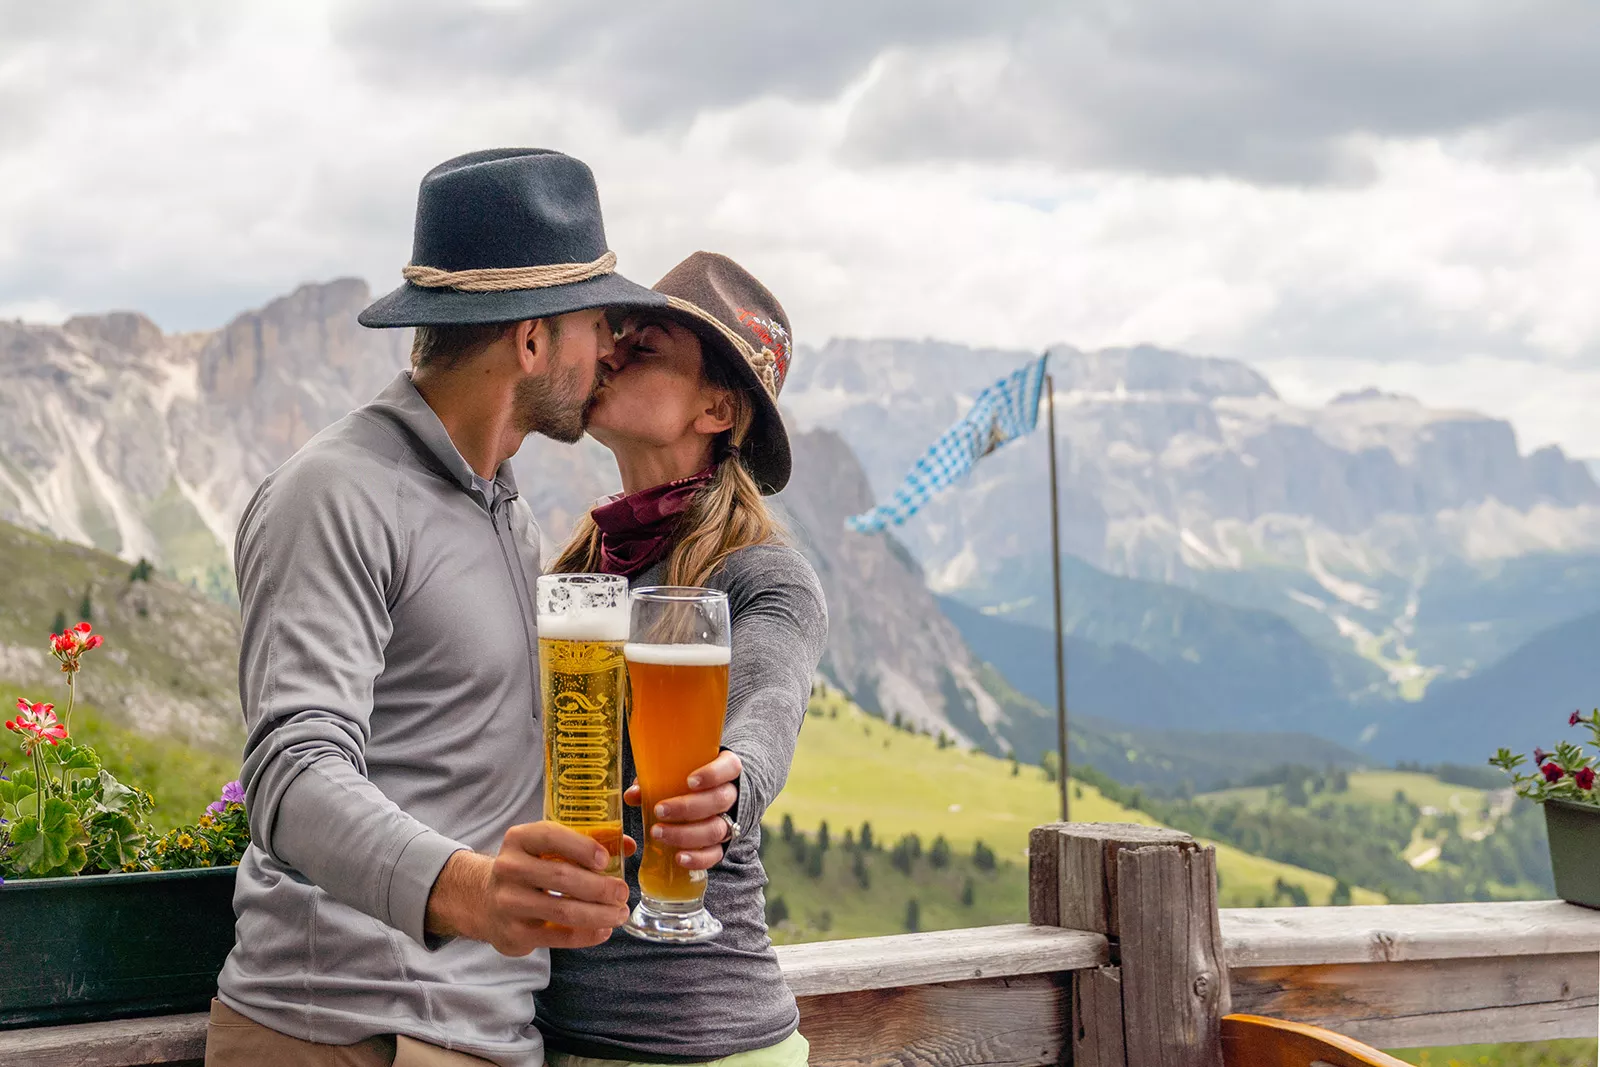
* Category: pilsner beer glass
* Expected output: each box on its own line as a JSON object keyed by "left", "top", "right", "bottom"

{"left": 623, "top": 586, "right": 732, "bottom": 943}
{"left": 536, "top": 573, "right": 630, "bottom": 877}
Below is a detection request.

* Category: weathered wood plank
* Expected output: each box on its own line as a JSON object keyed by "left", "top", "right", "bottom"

{"left": 776, "top": 923, "right": 1107, "bottom": 997}
{"left": 1117, "top": 843, "right": 1228, "bottom": 1067}
{"left": 0, "top": 1012, "right": 206, "bottom": 1067}
{"left": 1230, "top": 952, "right": 1600, "bottom": 1048}
{"left": 798, "top": 974, "right": 1068, "bottom": 1067}
{"left": 1032, "top": 821, "right": 1192, "bottom": 936}
{"left": 1073, "top": 966, "right": 1126, "bottom": 1067}
{"left": 1222, "top": 900, "right": 1600, "bottom": 968}
{"left": 1027, "top": 824, "right": 1063, "bottom": 927}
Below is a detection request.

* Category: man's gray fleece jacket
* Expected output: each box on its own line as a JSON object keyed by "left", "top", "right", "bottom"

{"left": 218, "top": 372, "right": 550, "bottom": 1065}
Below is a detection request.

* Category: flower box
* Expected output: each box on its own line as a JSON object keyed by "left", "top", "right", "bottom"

{"left": 1544, "top": 797, "right": 1600, "bottom": 911}
{"left": 0, "top": 866, "right": 236, "bottom": 1029}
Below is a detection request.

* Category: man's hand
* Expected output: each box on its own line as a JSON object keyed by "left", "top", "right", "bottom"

{"left": 624, "top": 749, "right": 742, "bottom": 872}
{"left": 425, "top": 821, "right": 632, "bottom": 955}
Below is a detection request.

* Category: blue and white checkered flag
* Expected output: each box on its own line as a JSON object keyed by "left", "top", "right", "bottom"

{"left": 847, "top": 354, "right": 1049, "bottom": 533}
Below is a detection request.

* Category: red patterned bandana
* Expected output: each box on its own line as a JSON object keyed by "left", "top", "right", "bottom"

{"left": 592, "top": 467, "right": 715, "bottom": 579}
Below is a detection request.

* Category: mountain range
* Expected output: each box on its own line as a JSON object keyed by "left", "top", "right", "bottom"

{"left": 3, "top": 280, "right": 1596, "bottom": 769}
{"left": 783, "top": 339, "right": 1600, "bottom": 757}
{"left": 0, "top": 281, "right": 1051, "bottom": 760}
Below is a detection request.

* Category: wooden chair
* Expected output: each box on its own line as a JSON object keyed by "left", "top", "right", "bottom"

{"left": 1221, "top": 1014, "right": 1413, "bottom": 1067}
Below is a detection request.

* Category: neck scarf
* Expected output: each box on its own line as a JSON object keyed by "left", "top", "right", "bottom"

{"left": 592, "top": 467, "right": 716, "bottom": 579}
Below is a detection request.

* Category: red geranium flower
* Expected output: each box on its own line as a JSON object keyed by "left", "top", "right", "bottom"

{"left": 6, "top": 698, "right": 67, "bottom": 751}
{"left": 49, "top": 621, "right": 102, "bottom": 674}
{"left": 1576, "top": 767, "right": 1597, "bottom": 791}
{"left": 1572, "top": 710, "right": 1583, "bottom": 727}
{"left": 1542, "top": 762, "right": 1565, "bottom": 784}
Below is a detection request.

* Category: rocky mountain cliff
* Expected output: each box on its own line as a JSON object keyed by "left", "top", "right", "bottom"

{"left": 0, "top": 281, "right": 1023, "bottom": 750}
{"left": 782, "top": 340, "right": 1600, "bottom": 689}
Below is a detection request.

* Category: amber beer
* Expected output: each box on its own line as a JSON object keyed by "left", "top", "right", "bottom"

{"left": 536, "top": 575, "right": 629, "bottom": 877}
{"left": 622, "top": 585, "right": 732, "bottom": 943}
{"left": 626, "top": 642, "right": 732, "bottom": 902}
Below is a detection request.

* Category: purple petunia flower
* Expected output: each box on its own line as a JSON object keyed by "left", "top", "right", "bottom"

{"left": 220, "top": 780, "right": 245, "bottom": 806}
{"left": 206, "top": 801, "right": 225, "bottom": 818}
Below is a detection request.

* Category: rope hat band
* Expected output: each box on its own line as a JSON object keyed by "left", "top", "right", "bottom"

{"left": 664, "top": 295, "right": 781, "bottom": 400}
{"left": 402, "top": 250, "right": 617, "bottom": 293}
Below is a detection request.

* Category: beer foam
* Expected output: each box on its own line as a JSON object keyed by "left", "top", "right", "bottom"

{"left": 623, "top": 642, "right": 732, "bottom": 666}
{"left": 539, "top": 611, "right": 629, "bottom": 642}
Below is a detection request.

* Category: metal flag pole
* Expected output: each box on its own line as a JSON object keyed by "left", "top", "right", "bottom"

{"left": 1045, "top": 370, "right": 1069, "bottom": 822}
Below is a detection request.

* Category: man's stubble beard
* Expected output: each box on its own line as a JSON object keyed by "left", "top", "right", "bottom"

{"left": 511, "top": 338, "right": 601, "bottom": 445}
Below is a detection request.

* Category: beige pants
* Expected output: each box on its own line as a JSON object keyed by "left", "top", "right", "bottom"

{"left": 204, "top": 999, "right": 496, "bottom": 1067}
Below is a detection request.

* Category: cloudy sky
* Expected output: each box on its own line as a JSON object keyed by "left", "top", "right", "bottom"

{"left": 4, "top": 1, "right": 1600, "bottom": 452}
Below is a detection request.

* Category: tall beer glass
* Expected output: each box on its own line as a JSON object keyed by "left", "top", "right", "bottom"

{"left": 623, "top": 586, "right": 732, "bottom": 943}
{"left": 536, "top": 573, "right": 629, "bottom": 877}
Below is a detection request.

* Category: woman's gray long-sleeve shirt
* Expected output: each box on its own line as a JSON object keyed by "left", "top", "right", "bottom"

{"left": 535, "top": 546, "right": 828, "bottom": 1063}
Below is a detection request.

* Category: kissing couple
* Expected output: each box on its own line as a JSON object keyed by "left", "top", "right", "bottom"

{"left": 204, "top": 150, "right": 826, "bottom": 1067}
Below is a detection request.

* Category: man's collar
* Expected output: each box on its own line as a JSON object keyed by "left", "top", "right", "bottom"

{"left": 365, "top": 372, "right": 519, "bottom": 501}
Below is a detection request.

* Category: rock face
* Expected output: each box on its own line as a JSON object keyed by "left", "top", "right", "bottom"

{"left": 775, "top": 428, "right": 1014, "bottom": 746}
{"left": 0, "top": 282, "right": 1020, "bottom": 750}
{"left": 0, "top": 281, "right": 408, "bottom": 597}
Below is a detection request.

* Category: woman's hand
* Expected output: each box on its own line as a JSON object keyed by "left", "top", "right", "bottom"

{"left": 625, "top": 750, "right": 743, "bottom": 871}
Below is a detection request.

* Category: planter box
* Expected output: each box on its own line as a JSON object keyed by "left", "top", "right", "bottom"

{"left": 0, "top": 866, "right": 237, "bottom": 1029}
{"left": 1545, "top": 798, "right": 1600, "bottom": 910}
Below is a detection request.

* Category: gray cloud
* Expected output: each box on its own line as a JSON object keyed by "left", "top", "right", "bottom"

{"left": 334, "top": 0, "right": 1015, "bottom": 128}
{"left": 843, "top": 1, "right": 1600, "bottom": 182}
{"left": 340, "top": 0, "right": 1600, "bottom": 183}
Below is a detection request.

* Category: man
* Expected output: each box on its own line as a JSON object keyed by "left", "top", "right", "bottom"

{"left": 208, "top": 149, "right": 670, "bottom": 1067}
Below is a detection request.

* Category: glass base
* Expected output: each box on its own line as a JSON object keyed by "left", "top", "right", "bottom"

{"left": 623, "top": 894, "right": 723, "bottom": 944}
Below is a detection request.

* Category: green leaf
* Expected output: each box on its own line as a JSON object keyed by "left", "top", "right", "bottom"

{"left": 87, "top": 811, "right": 146, "bottom": 870}
{"left": 13, "top": 796, "right": 90, "bottom": 876}
{"left": 58, "top": 743, "right": 100, "bottom": 774}
{"left": 94, "top": 769, "right": 139, "bottom": 814}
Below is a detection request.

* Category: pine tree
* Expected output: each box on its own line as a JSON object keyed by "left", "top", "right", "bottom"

{"left": 50, "top": 609, "right": 67, "bottom": 635}
{"left": 765, "top": 896, "right": 789, "bottom": 926}
{"left": 852, "top": 849, "right": 870, "bottom": 889}
{"left": 1331, "top": 880, "right": 1352, "bottom": 907}
{"left": 817, "top": 820, "right": 830, "bottom": 852}
{"left": 805, "top": 846, "right": 824, "bottom": 879}
{"left": 961, "top": 878, "right": 975, "bottom": 907}
{"left": 781, "top": 813, "right": 795, "bottom": 842}
{"left": 903, "top": 898, "right": 921, "bottom": 933}
{"left": 859, "top": 821, "right": 874, "bottom": 850}
{"left": 929, "top": 835, "right": 951, "bottom": 869}
{"left": 77, "top": 589, "right": 93, "bottom": 624}
{"left": 972, "top": 840, "right": 997, "bottom": 872}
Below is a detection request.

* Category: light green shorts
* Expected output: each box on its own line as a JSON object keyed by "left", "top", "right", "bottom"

{"left": 545, "top": 1030, "right": 808, "bottom": 1067}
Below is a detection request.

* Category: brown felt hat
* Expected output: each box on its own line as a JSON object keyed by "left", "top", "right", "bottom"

{"left": 650, "top": 252, "right": 794, "bottom": 495}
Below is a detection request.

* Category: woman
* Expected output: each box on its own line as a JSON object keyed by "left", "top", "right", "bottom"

{"left": 536, "top": 252, "right": 826, "bottom": 1066}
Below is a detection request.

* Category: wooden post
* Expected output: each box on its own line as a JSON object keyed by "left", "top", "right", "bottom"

{"left": 1030, "top": 822, "right": 1230, "bottom": 1067}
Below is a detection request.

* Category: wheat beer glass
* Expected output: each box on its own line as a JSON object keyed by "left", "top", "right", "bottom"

{"left": 623, "top": 586, "right": 732, "bottom": 943}
{"left": 536, "top": 573, "right": 629, "bottom": 877}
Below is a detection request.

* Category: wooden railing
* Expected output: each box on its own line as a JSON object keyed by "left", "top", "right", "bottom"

{"left": 4, "top": 823, "right": 1597, "bottom": 1067}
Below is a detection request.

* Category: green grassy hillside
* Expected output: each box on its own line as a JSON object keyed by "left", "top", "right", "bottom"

{"left": 0, "top": 520, "right": 242, "bottom": 751}
{"left": 766, "top": 689, "right": 1385, "bottom": 917}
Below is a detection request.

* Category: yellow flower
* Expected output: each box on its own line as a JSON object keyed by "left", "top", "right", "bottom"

{"left": 199, "top": 840, "right": 211, "bottom": 853}
{"left": 176, "top": 833, "right": 194, "bottom": 849}
{"left": 154, "top": 841, "right": 167, "bottom": 855}
{"left": 199, "top": 815, "right": 214, "bottom": 829}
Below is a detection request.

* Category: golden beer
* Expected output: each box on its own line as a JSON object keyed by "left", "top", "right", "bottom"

{"left": 536, "top": 576, "right": 630, "bottom": 877}
{"left": 625, "top": 642, "right": 731, "bottom": 903}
